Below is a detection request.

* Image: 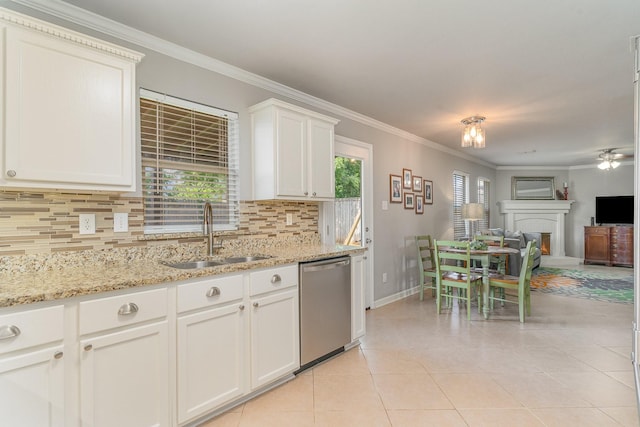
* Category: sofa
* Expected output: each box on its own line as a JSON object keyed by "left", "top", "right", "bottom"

{"left": 486, "top": 228, "right": 541, "bottom": 276}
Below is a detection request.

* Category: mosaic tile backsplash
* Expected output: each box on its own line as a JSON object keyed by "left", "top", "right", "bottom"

{"left": 0, "top": 191, "right": 319, "bottom": 256}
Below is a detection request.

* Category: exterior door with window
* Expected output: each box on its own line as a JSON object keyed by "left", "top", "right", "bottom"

{"left": 334, "top": 137, "right": 374, "bottom": 309}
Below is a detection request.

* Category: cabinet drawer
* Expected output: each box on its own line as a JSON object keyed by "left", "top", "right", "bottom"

{"left": 585, "top": 226, "right": 609, "bottom": 235}
{"left": 79, "top": 287, "right": 168, "bottom": 335}
{"left": 0, "top": 305, "right": 64, "bottom": 354}
{"left": 177, "top": 274, "right": 244, "bottom": 314}
{"left": 250, "top": 264, "right": 298, "bottom": 297}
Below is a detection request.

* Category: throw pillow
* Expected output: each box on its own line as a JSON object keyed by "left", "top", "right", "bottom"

{"left": 488, "top": 228, "right": 504, "bottom": 237}
{"left": 505, "top": 230, "right": 525, "bottom": 248}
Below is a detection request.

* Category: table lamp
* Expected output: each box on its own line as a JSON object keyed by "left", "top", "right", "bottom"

{"left": 462, "top": 203, "right": 484, "bottom": 238}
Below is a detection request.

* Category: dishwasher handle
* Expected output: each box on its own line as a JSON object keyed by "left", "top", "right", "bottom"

{"left": 301, "top": 258, "right": 350, "bottom": 273}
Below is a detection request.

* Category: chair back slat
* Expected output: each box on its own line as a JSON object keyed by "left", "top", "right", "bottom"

{"left": 475, "top": 234, "right": 504, "bottom": 247}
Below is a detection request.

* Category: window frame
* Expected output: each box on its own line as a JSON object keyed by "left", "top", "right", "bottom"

{"left": 477, "top": 177, "right": 491, "bottom": 232}
{"left": 452, "top": 170, "right": 470, "bottom": 240}
{"left": 139, "top": 89, "right": 240, "bottom": 234}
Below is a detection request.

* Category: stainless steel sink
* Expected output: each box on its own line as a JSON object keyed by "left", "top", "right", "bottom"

{"left": 163, "top": 255, "right": 271, "bottom": 269}
{"left": 164, "top": 260, "right": 227, "bottom": 269}
{"left": 222, "top": 255, "right": 272, "bottom": 264}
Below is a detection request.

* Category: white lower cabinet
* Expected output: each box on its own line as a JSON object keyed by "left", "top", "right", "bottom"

{"left": 79, "top": 322, "right": 169, "bottom": 427}
{"left": 0, "top": 305, "right": 65, "bottom": 427}
{"left": 351, "top": 254, "right": 366, "bottom": 341}
{"left": 0, "top": 261, "right": 340, "bottom": 425}
{"left": 78, "top": 287, "right": 169, "bottom": 427}
{"left": 0, "top": 344, "right": 65, "bottom": 426}
{"left": 176, "top": 274, "right": 246, "bottom": 424}
{"left": 250, "top": 287, "right": 299, "bottom": 389}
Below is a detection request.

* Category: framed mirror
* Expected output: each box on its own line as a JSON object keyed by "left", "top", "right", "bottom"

{"left": 511, "top": 176, "right": 556, "bottom": 200}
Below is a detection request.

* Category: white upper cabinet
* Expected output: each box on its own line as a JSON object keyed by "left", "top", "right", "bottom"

{"left": 250, "top": 98, "right": 339, "bottom": 201}
{"left": 0, "top": 9, "right": 143, "bottom": 192}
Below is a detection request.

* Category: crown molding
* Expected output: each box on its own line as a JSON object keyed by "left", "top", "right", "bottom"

{"left": 0, "top": 6, "right": 142, "bottom": 61}
{"left": 8, "top": 0, "right": 495, "bottom": 169}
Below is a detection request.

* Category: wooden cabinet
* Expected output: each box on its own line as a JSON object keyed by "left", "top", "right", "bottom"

{"left": 351, "top": 254, "right": 366, "bottom": 341}
{"left": 0, "top": 9, "right": 143, "bottom": 192}
{"left": 78, "top": 288, "right": 169, "bottom": 427}
{"left": 0, "top": 305, "right": 65, "bottom": 427}
{"left": 176, "top": 274, "right": 246, "bottom": 424}
{"left": 584, "top": 226, "right": 633, "bottom": 267}
{"left": 610, "top": 226, "right": 634, "bottom": 267}
{"left": 250, "top": 98, "right": 339, "bottom": 201}
{"left": 249, "top": 265, "right": 299, "bottom": 389}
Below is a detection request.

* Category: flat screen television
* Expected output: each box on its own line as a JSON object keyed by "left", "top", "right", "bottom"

{"left": 595, "top": 195, "right": 634, "bottom": 225}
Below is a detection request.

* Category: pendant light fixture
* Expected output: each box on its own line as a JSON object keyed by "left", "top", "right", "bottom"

{"left": 461, "top": 116, "right": 486, "bottom": 148}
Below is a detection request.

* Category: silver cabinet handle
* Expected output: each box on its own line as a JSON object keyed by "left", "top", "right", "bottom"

{"left": 6, "top": 170, "right": 16, "bottom": 178}
{"left": 271, "top": 274, "right": 281, "bottom": 284}
{"left": 54, "top": 351, "right": 64, "bottom": 359}
{"left": 117, "top": 302, "right": 139, "bottom": 316}
{"left": 0, "top": 325, "right": 21, "bottom": 340}
{"left": 206, "top": 287, "right": 221, "bottom": 297}
{"left": 312, "top": 192, "right": 316, "bottom": 197}
{"left": 304, "top": 191, "right": 308, "bottom": 196}
{"left": 239, "top": 304, "right": 245, "bottom": 311}
{"left": 253, "top": 302, "right": 259, "bottom": 308}
{"left": 84, "top": 344, "right": 93, "bottom": 351}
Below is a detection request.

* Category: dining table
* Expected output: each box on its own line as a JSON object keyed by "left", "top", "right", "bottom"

{"left": 442, "top": 245, "right": 520, "bottom": 319}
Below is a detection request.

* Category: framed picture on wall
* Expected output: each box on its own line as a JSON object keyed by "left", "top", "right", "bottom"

{"left": 424, "top": 180, "right": 433, "bottom": 204}
{"left": 402, "top": 168, "right": 412, "bottom": 189}
{"left": 389, "top": 174, "right": 402, "bottom": 203}
{"left": 415, "top": 195, "right": 424, "bottom": 214}
{"left": 413, "top": 175, "right": 422, "bottom": 193}
{"left": 404, "top": 192, "right": 414, "bottom": 209}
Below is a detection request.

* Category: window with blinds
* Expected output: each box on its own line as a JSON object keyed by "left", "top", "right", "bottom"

{"left": 140, "top": 89, "right": 239, "bottom": 234}
{"left": 452, "top": 171, "right": 469, "bottom": 240}
{"left": 478, "top": 177, "right": 490, "bottom": 232}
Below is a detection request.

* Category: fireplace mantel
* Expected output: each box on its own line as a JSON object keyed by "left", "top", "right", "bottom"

{"left": 497, "top": 200, "right": 574, "bottom": 257}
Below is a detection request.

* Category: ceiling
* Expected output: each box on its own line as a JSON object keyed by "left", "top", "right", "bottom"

{"left": 19, "top": 0, "right": 640, "bottom": 167}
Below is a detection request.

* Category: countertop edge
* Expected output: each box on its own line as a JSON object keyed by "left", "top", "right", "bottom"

{"left": 0, "top": 245, "right": 366, "bottom": 308}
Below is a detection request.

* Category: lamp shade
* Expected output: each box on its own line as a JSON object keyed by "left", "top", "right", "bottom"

{"left": 462, "top": 203, "right": 484, "bottom": 220}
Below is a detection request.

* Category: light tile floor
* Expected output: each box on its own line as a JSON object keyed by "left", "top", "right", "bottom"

{"left": 203, "top": 262, "right": 639, "bottom": 426}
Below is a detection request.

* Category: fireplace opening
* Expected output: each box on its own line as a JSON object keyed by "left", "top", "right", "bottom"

{"left": 540, "top": 232, "right": 551, "bottom": 255}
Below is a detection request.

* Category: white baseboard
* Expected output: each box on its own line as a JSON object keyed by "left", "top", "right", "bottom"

{"left": 541, "top": 256, "right": 582, "bottom": 267}
{"left": 373, "top": 286, "right": 419, "bottom": 309}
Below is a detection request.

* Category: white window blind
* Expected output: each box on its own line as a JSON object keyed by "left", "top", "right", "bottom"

{"left": 140, "top": 89, "right": 239, "bottom": 234}
{"left": 478, "top": 177, "right": 490, "bottom": 232}
{"left": 452, "top": 171, "right": 469, "bottom": 240}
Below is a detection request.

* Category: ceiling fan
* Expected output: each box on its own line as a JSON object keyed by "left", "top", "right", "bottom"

{"left": 597, "top": 148, "right": 633, "bottom": 170}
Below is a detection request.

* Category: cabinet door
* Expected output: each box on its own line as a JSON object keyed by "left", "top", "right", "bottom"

{"left": 584, "top": 227, "right": 610, "bottom": 264}
{"left": 0, "top": 345, "right": 65, "bottom": 427}
{"left": 275, "top": 109, "right": 307, "bottom": 197}
{"left": 2, "top": 26, "right": 136, "bottom": 191}
{"left": 351, "top": 254, "right": 366, "bottom": 341}
{"left": 250, "top": 288, "right": 299, "bottom": 389}
{"left": 307, "top": 119, "right": 335, "bottom": 199}
{"left": 177, "top": 303, "right": 246, "bottom": 423}
{"left": 80, "top": 321, "right": 169, "bottom": 427}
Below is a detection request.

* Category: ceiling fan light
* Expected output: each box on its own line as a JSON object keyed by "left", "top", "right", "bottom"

{"left": 611, "top": 160, "right": 620, "bottom": 169}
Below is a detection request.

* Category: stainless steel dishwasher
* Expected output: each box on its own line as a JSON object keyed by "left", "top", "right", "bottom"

{"left": 299, "top": 256, "right": 351, "bottom": 370}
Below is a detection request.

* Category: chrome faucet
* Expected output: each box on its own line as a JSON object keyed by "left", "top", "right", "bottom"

{"left": 203, "top": 202, "right": 220, "bottom": 256}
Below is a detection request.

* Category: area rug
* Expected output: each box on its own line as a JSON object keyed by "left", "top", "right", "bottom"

{"left": 530, "top": 267, "right": 634, "bottom": 304}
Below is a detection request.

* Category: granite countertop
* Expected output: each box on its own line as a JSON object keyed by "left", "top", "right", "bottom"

{"left": 0, "top": 244, "right": 365, "bottom": 308}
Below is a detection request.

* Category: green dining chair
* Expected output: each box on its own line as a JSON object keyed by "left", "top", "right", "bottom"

{"left": 415, "top": 235, "right": 437, "bottom": 300}
{"left": 433, "top": 240, "right": 484, "bottom": 320}
{"left": 487, "top": 240, "right": 536, "bottom": 322}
